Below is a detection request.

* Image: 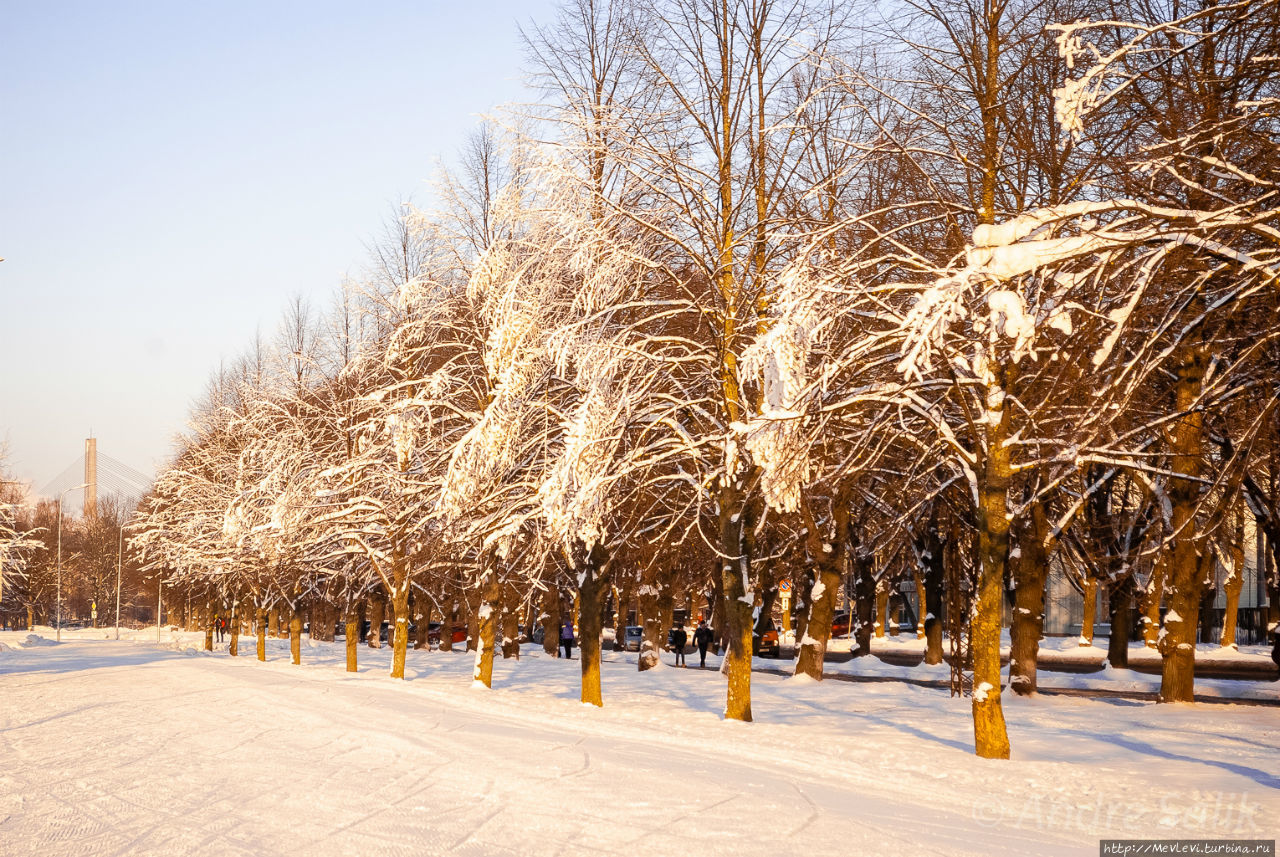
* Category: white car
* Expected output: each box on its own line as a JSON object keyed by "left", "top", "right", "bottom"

{"left": 622, "top": 625, "right": 643, "bottom": 651}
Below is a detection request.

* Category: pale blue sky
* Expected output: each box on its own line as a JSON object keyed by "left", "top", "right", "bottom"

{"left": 1, "top": 0, "right": 557, "bottom": 496}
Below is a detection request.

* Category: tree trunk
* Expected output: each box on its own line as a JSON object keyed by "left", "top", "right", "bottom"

{"left": 1219, "top": 518, "right": 1244, "bottom": 648}
{"left": 367, "top": 593, "right": 385, "bottom": 649}
{"left": 228, "top": 598, "right": 239, "bottom": 657}
{"left": 440, "top": 596, "right": 458, "bottom": 653}
{"left": 875, "top": 583, "right": 889, "bottom": 639}
{"left": 501, "top": 584, "right": 521, "bottom": 660}
{"left": 852, "top": 554, "right": 876, "bottom": 658}
{"left": 709, "top": 571, "right": 726, "bottom": 655}
{"left": 922, "top": 521, "right": 945, "bottom": 665}
{"left": 1079, "top": 577, "right": 1098, "bottom": 645}
{"left": 1159, "top": 347, "right": 1207, "bottom": 703}
{"left": 795, "top": 505, "right": 849, "bottom": 681}
{"left": 256, "top": 607, "right": 267, "bottom": 661}
{"left": 1009, "top": 503, "right": 1050, "bottom": 695}
{"left": 638, "top": 577, "right": 671, "bottom": 671}
{"left": 204, "top": 604, "right": 214, "bottom": 652}
{"left": 973, "top": 379, "right": 1013, "bottom": 759}
{"left": 413, "top": 596, "right": 430, "bottom": 651}
{"left": 465, "top": 588, "right": 480, "bottom": 653}
{"left": 1143, "top": 554, "right": 1165, "bottom": 648}
{"left": 1198, "top": 551, "right": 1218, "bottom": 644}
{"left": 289, "top": 606, "right": 302, "bottom": 666}
{"left": 541, "top": 585, "right": 561, "bottom": 657}
{"left": 472, "top": 566, "right": 501, "bottom": 688}
{"left": 578, "top": 544, "right": 611, "bottom": 706}
{"left": 389, "top": 553, "right": 411, "bottom": 680}
{"left": 915, "top": 573, "right": 927, "bottom": 639}
{"left": 612, "top": 576, "right": 634, "bottom": 652}
{"left": 719, "top": 481, "right": 754, "bottom": 722}
{"left": 343, "top": 604, "right": 358, "bottom": 672}
{"left": 268, "top": 607, "right": 280, "bottom": 639}
{"left": 1107, "top": 577, "right": 1136, "bottom": 669}
{"left": 791, "top": 565, "right": 813, "bottom": 651}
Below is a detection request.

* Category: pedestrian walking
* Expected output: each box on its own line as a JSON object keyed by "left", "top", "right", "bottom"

{"left": 214, "top": 615, "right": 224, "bottom": 643}
{"left": 560, "top": 619, "right": 575, "bottom": 659}
{"left": 693, "top": 620, "right": 714, "bottom": 668}
{"left": 671, "top": 625, "right": 687, "bottom": 667}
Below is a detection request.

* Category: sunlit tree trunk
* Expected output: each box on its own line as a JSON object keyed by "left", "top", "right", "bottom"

{"left": 1160, "top": 347, "right": 1207, "bottom": 703}
{"left": 389, "top": 547, "right": 412, "bottom": 680}
{"left": 473, "top": 565, "right": 501, "bottom": 688}
{"left": 916, "top": 573, "right": 927, "bottom": 639}
{"left": 204, "top": 601, "right": 214, "bottom": 652}
{"left": 1220, "top": 514, "right": 1245, "bottom": 648}
{"left": 228, "top": 596, "right": 239, "bottom": 657}
{"left": 343, "top": 603, "right": 358, "bottom": 672}
{"left": 875, "top": 582, "right": 889, "bottom": 639}
{"left": 972, "top": 364, "right": 1013, "bottom": 759}
{"left": 1143, "top": 554, "right": 1165, "bottom": 648}
{"left": 796, "top": 503, "right": 850, "bottom": 681}
{"left": 578, "top": 544, "right": 611, "bottom": 706}
{"left": 1080, "top": 577, "right": 1098, "bottom": 645}
{"left": 719, "top": 480, "right": 754, "bottom": 722}
{"left": 289, "top": 605, "right": 302, "bottom": 666}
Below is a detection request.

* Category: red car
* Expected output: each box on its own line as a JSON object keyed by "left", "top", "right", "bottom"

{"left": 752, "top": 624, "right": 780, "bottom": 658}
{"left": 427, "top": 622, "right": 467, "bottom": 645}
{"left": 829, "top": 612, "right": 852, "bottom": 638}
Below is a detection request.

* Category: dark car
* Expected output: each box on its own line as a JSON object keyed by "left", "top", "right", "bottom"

{"left": 360, "top": 620, "right": 392, "bottom": 643}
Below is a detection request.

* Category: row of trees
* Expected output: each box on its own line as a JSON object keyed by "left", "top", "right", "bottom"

{"left": 127, "top": 0, "right": 1278, "bottom": 758}
{"left": 0, "top": 463, "right": 144, "bottom": 633}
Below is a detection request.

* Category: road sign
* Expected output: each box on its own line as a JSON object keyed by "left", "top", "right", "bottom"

{"left": 779, "top": 580, "right": 792, "bottom": 594}
{"left": 91, "top": 600, "right": 97, "bottom": 620}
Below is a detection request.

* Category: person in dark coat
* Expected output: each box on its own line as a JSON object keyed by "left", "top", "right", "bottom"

{"left": 560, "top": 620, "right": 575, "bottom": 659}
{"left": 1271, "top": 627, "right": 1280, "bottom": 679}
{"left": 670, "top": 625, "right": 688, "bottom": 667}
{"left": 693, "top": 620, "right": 714, "bottom": 668}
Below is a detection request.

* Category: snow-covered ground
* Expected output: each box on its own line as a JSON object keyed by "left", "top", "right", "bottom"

{"left": 2, "top": 628, "right": 1276, "bottom": 857}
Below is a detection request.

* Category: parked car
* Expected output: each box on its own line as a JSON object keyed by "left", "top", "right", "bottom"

{"left": 360, "top": 620, "right": 392, "bottom": 643}
{"left": 622, "top": 625, "right": 643, "bottom": 651}
{"left": 753, "top": 623, "right": 780, "bottom": 658}
{"left": 829, "top": 612, "right": 852, "bottom": 638}
{"left": 426, "top": 622, "right": 467, "bottom": 645}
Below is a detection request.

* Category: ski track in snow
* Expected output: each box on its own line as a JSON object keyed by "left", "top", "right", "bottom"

{"left": 1, "top": 630, "right": 1276, "bottom": 857}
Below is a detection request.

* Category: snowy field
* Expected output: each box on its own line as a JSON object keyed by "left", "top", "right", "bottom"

{"left": 1, "top": 628, "right": 1276, "bottom": 857}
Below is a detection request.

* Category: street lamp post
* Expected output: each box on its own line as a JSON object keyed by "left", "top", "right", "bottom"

{"left": 56, "top": 483, "right": 89, "bottom": 643}
{"left": 115, "top": 526, "right": 123, "bottom": 640}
